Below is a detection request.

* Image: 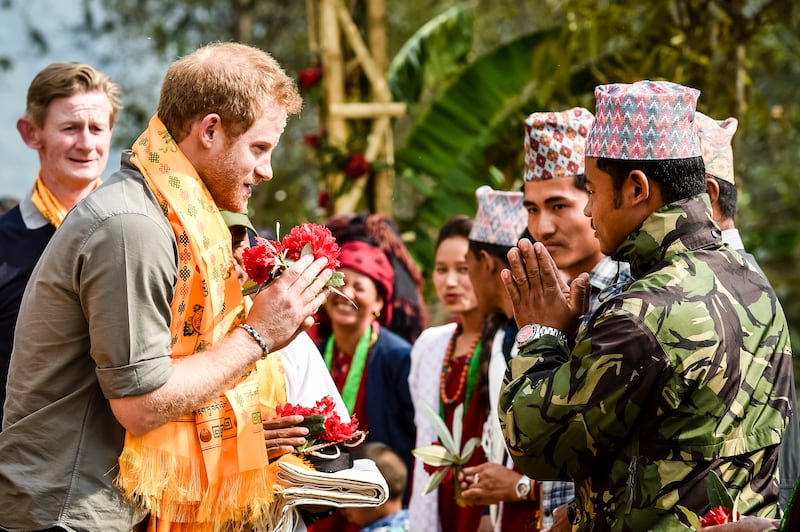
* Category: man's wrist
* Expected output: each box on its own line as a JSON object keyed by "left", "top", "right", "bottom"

{"left": 515, "top": 474, "right": 533, "bottom": 500}
{"left": 515, "top": 323, "right": 568, "bottom": 349}
{"left": 240, "top": 323, "right": 271, "bottom": 358}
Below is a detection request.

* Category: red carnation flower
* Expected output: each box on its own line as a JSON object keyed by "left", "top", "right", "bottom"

{"left": 700, "top": 506, "right": 737, "bottom": 527}
{"left": 281, "top": 223, "right": 340, "bottom": 270}
{"left": 298, "top": 67, "right": 323, "bottom": 89}
{"left": 304, "top": 132, "right": 325, "bottom": 149}
{"left": 324, "top": 412, "right": 359, "bottom": 442}
{"left": 343, "top": 153, "right": 370, "bottom": 179}
{"left": 317, "top": 190, "right": 330, "bottom": 210}
{"left": 242, "top": 237, "right": 283, "bottom": 284}
{"left": 241, "top": 223, "right": 346, "bottom": 297}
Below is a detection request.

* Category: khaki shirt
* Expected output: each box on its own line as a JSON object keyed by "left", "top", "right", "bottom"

{"left": 0, "top": 153, "right": 175, "bottom": 531}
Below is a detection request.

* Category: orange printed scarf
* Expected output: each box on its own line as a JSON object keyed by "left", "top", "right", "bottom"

{"left": 116, "top": 116, "right": 284, "bottom": 530}
{"left": 30, "top": 173, "right": 100, "bottom": 228}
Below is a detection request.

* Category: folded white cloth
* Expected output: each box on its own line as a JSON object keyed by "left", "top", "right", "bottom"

{"left": 261, "top": 458, "right": 388, "bottom": 532}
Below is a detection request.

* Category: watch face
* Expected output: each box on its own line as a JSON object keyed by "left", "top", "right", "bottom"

{"left": 516, "top": 478, "right": 530, "bottom": 498}
{"left": 515, "top": 324, "right": 536, "bottom": 346}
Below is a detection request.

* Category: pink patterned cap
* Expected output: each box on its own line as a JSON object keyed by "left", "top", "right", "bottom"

{"left": 468, "top": 185, "right": 526, "bottom": 247}
{"left": 524, "top": 107, "right": 594, "bottom": 181}
{"left": 695, "top": 111, "right": 738, "bottom": 184}
{"left": 586, "top": 80, "right": 702, "bottom": 160}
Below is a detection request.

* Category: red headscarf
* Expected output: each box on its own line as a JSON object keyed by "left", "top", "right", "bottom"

{"left": 338, "top": 240, "right": 395, "bottom": 326}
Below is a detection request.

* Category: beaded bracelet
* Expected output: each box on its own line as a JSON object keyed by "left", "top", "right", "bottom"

{"left": 240, "top": 323, "right": 271, "bottom": 359}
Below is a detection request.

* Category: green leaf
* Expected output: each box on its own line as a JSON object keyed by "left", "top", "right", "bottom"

{"left": 298, "top": 415, "right": 326, "bottom": 437}
{"left": 326, "top": 271, "right": 345, "bottom": 288}
{"left": 387, "top": 3, "right": 474, "bottom": 104}
{"left": 412, "top": 444, "right": 456, "bottom": 466}
{"left": 707, "top": 471, "right": 735, "bottom": 510}
{"left": 301, "top": 242, "right": 314, "bottom": 257}
{"left": 675, "top": 505, "right": 702, "bottom": 530}
{"left": 395, "top": 28, "right": 571, "bottom": 262}
{"left": 422, "top": 466, "right": 451, "bottom": 495}
{"left": 419, "top": 401, "right": 457, "bottom": 455}
{"left": 460, "top": 436, "right": 481, "bottom": 463}
{"left": 451, "top": 403, "right": 465, "bottom": 450}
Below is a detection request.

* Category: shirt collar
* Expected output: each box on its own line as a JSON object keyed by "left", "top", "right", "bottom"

{"left": 721, "top": 228, "right": 744, "bottom": 251}
{"left": 19, "top": 187, "right": 51, "bottom": 230}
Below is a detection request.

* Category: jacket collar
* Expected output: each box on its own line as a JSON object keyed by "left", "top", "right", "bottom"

{"left": 612, "top": 193, "right": 722, "bottom": 278}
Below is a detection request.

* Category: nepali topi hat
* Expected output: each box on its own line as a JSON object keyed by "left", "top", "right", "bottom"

{"left": 524, "top": 107, "right": 594, "bottom": 181}
{"left": 586, "top": 80, "right": 702, "bottom": 160}
{"left": 695, "top": 111, "right": 738, "bottom": 185}
{"left": 468, "top": 185, "right": 526, "bottom": 247}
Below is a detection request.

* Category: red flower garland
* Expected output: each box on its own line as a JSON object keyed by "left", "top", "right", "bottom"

{"left": 277, "top": 395, "right": 359, "bottom": 445}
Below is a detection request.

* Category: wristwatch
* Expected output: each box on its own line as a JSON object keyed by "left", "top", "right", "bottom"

{"left": 515, "top": 474, "right": 532, "bottom": 500}
{"left": 515, "top": 323, "right": 568, "bottom": 348}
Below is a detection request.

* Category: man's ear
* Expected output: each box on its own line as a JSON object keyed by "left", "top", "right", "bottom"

{"left": 17, "top": 118, "right": 41, "bottom": 150}
{"left": 481, "top": 249, "right": 503, "bottom": 275}
{"left": 625, "top": 169, "right": 652, "bottom": 207}
{"left": 196, "top": 113, "right": 223, "bottom": 148}
{"left": 705, "top": 175, "right": 720, "bottom": 203}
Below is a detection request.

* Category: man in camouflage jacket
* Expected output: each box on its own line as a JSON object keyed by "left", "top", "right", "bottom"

{"left": 499, "top": 81, "right": 793, "bottom": 531}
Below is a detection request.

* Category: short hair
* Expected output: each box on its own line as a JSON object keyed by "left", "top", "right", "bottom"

{"left": 572, "top": 173, "right": 588, "bottom": 192}
{"left": 158, "top": 42, "right": 303, "bottom": 143}
{"left": 468, "top": 239, "right": 513, "bottom": 267}
{"left": 596, "top": 156, "right": 706, "bottom": 205}
{"left": 713, "top": 176, "right": 738, "bottom": 220}
{"left": 435, "top": 215, "right": 473, "bottom": 250}
{"left": 25, "top": 63, "right": 122, "bottom": 128}
{"left": 352, "top": 442, "right": 407, "bottom": 500}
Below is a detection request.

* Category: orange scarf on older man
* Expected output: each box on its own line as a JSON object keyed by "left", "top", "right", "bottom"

{"left": 30, "top": 173, "right": 101, "bottom": 227}
{"left": 115, "top": 116, "right": 286, "bottom": 531}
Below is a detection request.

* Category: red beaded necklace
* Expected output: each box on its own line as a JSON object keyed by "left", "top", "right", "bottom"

{"left": 439, "top": 324, "right": 481, "bottom": 406}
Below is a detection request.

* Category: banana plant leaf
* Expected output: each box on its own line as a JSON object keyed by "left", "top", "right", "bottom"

{"left": 387, "top": 3, "right": 474, "bottom": 105}
{"left": 393, "top": 27, "right": 567, "bottom": 260}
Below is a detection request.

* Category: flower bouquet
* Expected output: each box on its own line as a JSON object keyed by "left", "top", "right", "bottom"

{"left": 411, "top": 402, "right": 480, "bottom": 506}
{"left": 241, "top": 222, "right": 345, "bottom": 297}
{"left": 276, "top": 395, "right": 366, "bottom": 473}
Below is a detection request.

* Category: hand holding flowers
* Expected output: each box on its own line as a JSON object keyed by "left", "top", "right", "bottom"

{"left": 275, "top": 395, "right": 363, "bottom": 453}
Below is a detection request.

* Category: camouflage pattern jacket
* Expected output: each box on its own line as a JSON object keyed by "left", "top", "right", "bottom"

{"left": 499, "top": 195, "right": 793, "bottom": 531}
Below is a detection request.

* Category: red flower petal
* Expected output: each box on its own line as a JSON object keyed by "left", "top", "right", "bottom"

{"left": 343, "top": 153, "right": 370, "bottom": 179}
{"left": 242, "top": 237, "right": 284, "bottom": 284}
{"left": 276, "top": 395, "right": 359, "bottom": 444}
{"left": 281, "top": 223, "right": 340, "bottom": 270}
{"left": 298, "top": 67, "right": 323, "bottom": 89}
{"left": 700, "top": 506, "right": 735, "bottom": 526}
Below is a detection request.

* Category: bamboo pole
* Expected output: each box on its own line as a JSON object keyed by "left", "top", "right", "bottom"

{"left": 367, "top": 0, "right": 394, "bottom": 216}
{"left": 319, "top": 0, "right": 348, "bottom": 209}
{"left": 305, "top": 0, "right": 319, "bottom": 56}
{"left": 334, "top": 0, "right": 390, "bottom": 100}
{"left": 329, "top": 102, "right": 406, "bottom": 118}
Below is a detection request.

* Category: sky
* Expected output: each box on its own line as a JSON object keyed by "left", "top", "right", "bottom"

{"left": 0, "top": 2, "right": 164, "bottom": 201}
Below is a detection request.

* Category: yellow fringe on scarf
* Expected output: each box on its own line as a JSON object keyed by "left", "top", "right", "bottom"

{"left": 116, "top": 116, "right": 289, "bottom": 530}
